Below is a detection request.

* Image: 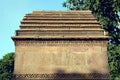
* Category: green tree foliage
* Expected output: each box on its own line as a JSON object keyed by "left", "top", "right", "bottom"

{"left": 0, "top": 52, "right": 14, "bottom": 80}
{"left": 63, "top": 0, "right": 120, "bottom": 79}
{"left": 108, "top": 44, "right": 120, "bottom": 79}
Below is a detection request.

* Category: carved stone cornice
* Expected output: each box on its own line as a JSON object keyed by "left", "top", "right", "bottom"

{"left": 13, "top": 39, "right": 106, "bottom": 46}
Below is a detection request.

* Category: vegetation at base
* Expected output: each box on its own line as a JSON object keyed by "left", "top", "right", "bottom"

{"left": 63, "top": 0, "right": 120, "bottom": 79}
{"left": 0, "top": 52, "right": 14, "bottom": 80}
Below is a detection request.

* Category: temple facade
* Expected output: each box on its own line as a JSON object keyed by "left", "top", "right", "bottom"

{"left": 12, "top": 10, "right": 110, "bottom": 80}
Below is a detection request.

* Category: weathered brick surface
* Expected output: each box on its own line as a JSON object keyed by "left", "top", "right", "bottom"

{"left": 12, "top": 10, "right": 110, "bottom": 80}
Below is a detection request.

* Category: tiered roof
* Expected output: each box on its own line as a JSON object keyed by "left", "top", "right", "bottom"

{"left": 12, "top": 10, "right": 108, "bottom": 40}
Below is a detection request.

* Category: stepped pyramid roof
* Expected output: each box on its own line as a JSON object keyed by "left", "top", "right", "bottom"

{"left": 12, "top": 10, "right": 108, "bottom": 40}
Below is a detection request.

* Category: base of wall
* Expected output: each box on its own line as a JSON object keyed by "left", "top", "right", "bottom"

{"left": 12, "top": 73, "right": 110, "bottom": 80}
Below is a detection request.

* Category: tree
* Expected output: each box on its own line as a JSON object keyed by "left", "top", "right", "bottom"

{"left": 0, "top": 52, "right": 14, "bottom": 80}
{"left": 108, "top": 44, "right": 120, "bottom": 79}
{"left": 63, "top": 0, "right": 120, "bottom": 79}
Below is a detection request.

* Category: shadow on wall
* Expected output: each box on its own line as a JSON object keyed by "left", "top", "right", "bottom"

{"left": 50, "top": 69, "right": 110, "bottom": 80}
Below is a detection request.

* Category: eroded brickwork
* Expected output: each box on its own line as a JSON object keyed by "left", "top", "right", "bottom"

{"left": 12, "top": 10, "right": 110, "bottom": 80}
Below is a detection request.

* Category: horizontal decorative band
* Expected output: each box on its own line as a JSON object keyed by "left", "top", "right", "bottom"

{"left": 13, "top": 40, "right": 107, "bottom": 46}
{"left": 13, "top": 73, "right": 110, "bottom": 80}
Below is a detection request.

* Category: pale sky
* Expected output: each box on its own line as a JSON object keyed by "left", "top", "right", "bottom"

{"left": 0, "top": 0, "right": 66, "bottom": 58}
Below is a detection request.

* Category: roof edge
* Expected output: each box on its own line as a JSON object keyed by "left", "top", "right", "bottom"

{"left": 32, "top": 10, "right": 92, "bottom": 13}
{"left": 11, "top": 36, "right": 110, "bottom": 41}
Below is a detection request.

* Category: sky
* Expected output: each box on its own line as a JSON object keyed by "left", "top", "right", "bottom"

{"left": 0, "top": 0, "right": 66, "bottom": 59}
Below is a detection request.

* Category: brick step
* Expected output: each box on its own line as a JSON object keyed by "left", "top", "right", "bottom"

{"left": 20, "top": 24, "right": 101, "bottom": 29}
{"left": 19, "top": 28, "right": 103, "bottom": 30}
{"left": 20, "top": 26, "right": 101, "bottom": 29}
{"left": 12, "top": 36, "right": 109, "bottom": 40}
{"left": 26, "top": 13, "right": 93, "bottom": 16}
{"left": 17, "top": 29, "right": 104, "bottom": 31}
{"left": 21, "top": 21, "right": 99, "bottom": 24}
{"left": 25, "top": 14, "right": 94, "bottom": 18}
{"left": 16, "top": 29, "right": 105, "bottom": 36}
{"left": 32, "top": 10, "right": 92, "bottom": 14}
{"left": 22, "top": 19, "right": 98, "bottom": 22}
{"left": 23, "top": 17, "right": 96, "bottom": 20}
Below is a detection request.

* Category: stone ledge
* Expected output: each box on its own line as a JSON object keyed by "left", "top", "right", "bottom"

{"left": 17, "top": 29, "right": 104, "bottom": 31}
{"left": 11, "top": 36, "right": 110, "bottom": 41}
{"left": 21, "top": 21, "right": 99, "bottom": 24}
{"left": 32, "top": 10, "right": 92, "bottom": 13}
{"left": 20, "top": 24, "right": 101, "bottom": 27}
{"left": 23, "top": 17, "right": 96, "bottom": 20}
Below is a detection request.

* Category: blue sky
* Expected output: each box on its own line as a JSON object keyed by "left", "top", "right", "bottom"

{"left": 0, "top": 0, "right": 66, "bottom": 58}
